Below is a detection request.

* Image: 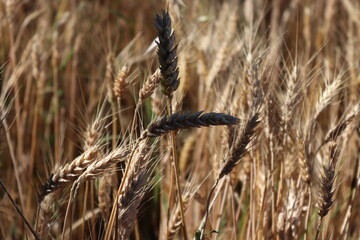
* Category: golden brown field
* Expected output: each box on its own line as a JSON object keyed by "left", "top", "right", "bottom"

{"left": 1, "top": 0, "right": 360, "bottom": 239}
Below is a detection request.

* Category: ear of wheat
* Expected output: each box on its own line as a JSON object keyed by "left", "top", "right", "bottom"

{"left": 145, "top": 111, "right": 240, "bottom": 137}
{"left": 219, "top": 112, "right": 260, "bottom": 179}
{"left": 155, "top": 10, "right": 180, "bottom": 97}
{"left": 40, "top": 145, "right": 101, "bottom": 199}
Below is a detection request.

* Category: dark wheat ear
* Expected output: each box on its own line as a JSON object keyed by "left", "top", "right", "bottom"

{"left": 145, "top": 111, "right": 240, "bottom": 137}
{"left": 219, "top": 112, "right": 260, "bottom": 179}
{"left": 315, "top": 142, "right": 339, "bottom": 239}
{"left": 199, "top": 113, "right": 259, "bottom": 239}
{"left": 154, "top": 10, "right": 180, "bottom": 97}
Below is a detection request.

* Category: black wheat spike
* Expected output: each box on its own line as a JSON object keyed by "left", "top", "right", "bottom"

{"left": 318, "top": 163, "right": 335, "bottom": 217}
{"left": 146, "top": 111, "right": 240, "bottom": 137}
{"left": 154, "top": 10, "right": 180, "bottom": 97}
{"left": 317, "top": 143, "right": 338, "bottom": 218}
{"left": 219, "top": 113, "right": 260, "bottom": 179}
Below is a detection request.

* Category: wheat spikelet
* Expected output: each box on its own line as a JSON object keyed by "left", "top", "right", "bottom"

{"left": 315, "top": 142, "right": 339, "bottom": 239}
{"left": 83, "top": 120, "right": 103, "bottom": 151}
{"left": 221, "top": 125, "right": 237, "bottom": 156}
{"left": 139, "top": 69, "right": 161, "bottom": 100}
{"left": 305, "top": 75, "right": 343, "bottom": 161}
{"left": 40, "top": 145, "right": 101, "bottom": 199}
{"left": 219, "top": 113, "right": 260, "bottom": 179}
{"left": 113, "top": 65, "right": 130, "bottom": 100}
{"left": 313, "top": 75, "right": 342, "bottom": 121}
{"left": 155, "top": 10, "right": 180, "bottom": 97}
{"left": 145, "top": 111, "right": 239, "bottom": 137}
{"left": 298, "top": 139, "right": 311, "bottom": 184}
{"left": 61, "top": 147, "right": 130, "bottom": 240}
{"left": 281, "top": 65, "right": 301, "bottom": 139}
{"left": 317, "top": 143, "right": 338, "bottom": 218}
{"left": 276, "top": 180, "right": 301, "bottom": 238}
{"left": 117, "top": 138, "right": 152, "bottom": 239}
{"left": 74, "top": 147, "right": 131, "bottom": 185}
{"left": 82, "top": 112, "right": 112, "bottom": 223}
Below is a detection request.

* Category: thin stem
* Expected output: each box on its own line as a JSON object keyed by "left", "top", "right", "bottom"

{"left": 315, "top": 216, "right": 323, "bottom": 240}
{"left": 167, "top": 96, "right": 188, "bottom": 240}
{"left": 0, "top": 179, "right": 40, "bottom": 240}
{"left": 52, "top": 52, "right": 60, "bottom": 166}
{"left": 117, "top": 98, "right": 126, "bottom": 138}
{"left": 81, "top": 182, "right": 89, "bottom": 240}
{"left": 62, "top": 184, "right": 76, "bottom": 240}
{"left": 270, "top": 138, "right": 276, "bottom": 238}
{"left": 3, "top": 120, "right": 25, "bottom": 213}
{"left": 196, "top": 178, "right": 225, "bottom": 238}
{"left": 304, "top": 186, "right": 312, "bottom": 240}
{"left": 166, "top": 150, "right": 175, "bottom": 239}
{"left": 112, "top": 101, "right": 118, "bottom": 149}
{"left": 8, "top": 17, "right": 24, "bottom": 164}
{"left": 27, "top": 83, "right": 43, "bottom": 218}
{"left": 200, "top": 179, "right": 220, "bottom": 239}
{"left": 134, "top": 219, "right": 140, "bottom": 240}
{"left": 130, "top": 101, "right": 142, "bottom": 140}
{"left": 213, "top": 178, "right": 230, "bottom": 240}
{"left": 171, "top": 130, "right": 188, "bottom": 240}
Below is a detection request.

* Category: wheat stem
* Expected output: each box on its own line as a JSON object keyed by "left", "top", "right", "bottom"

{"left": 0, "top": 179, "right": 40, "bottom": 240}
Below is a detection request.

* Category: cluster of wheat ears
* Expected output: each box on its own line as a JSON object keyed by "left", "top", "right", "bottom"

{"left": 1, "top": 0, "right": 360, "bottom": 239}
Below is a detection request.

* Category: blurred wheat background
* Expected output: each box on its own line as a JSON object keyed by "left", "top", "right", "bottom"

{"left": 1, "top": 0, "right": 360, "bottom": 239}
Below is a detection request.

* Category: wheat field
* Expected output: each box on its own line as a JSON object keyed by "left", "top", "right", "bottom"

{"left": 0, "top": 0, "right": 360, "bottom": 239}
